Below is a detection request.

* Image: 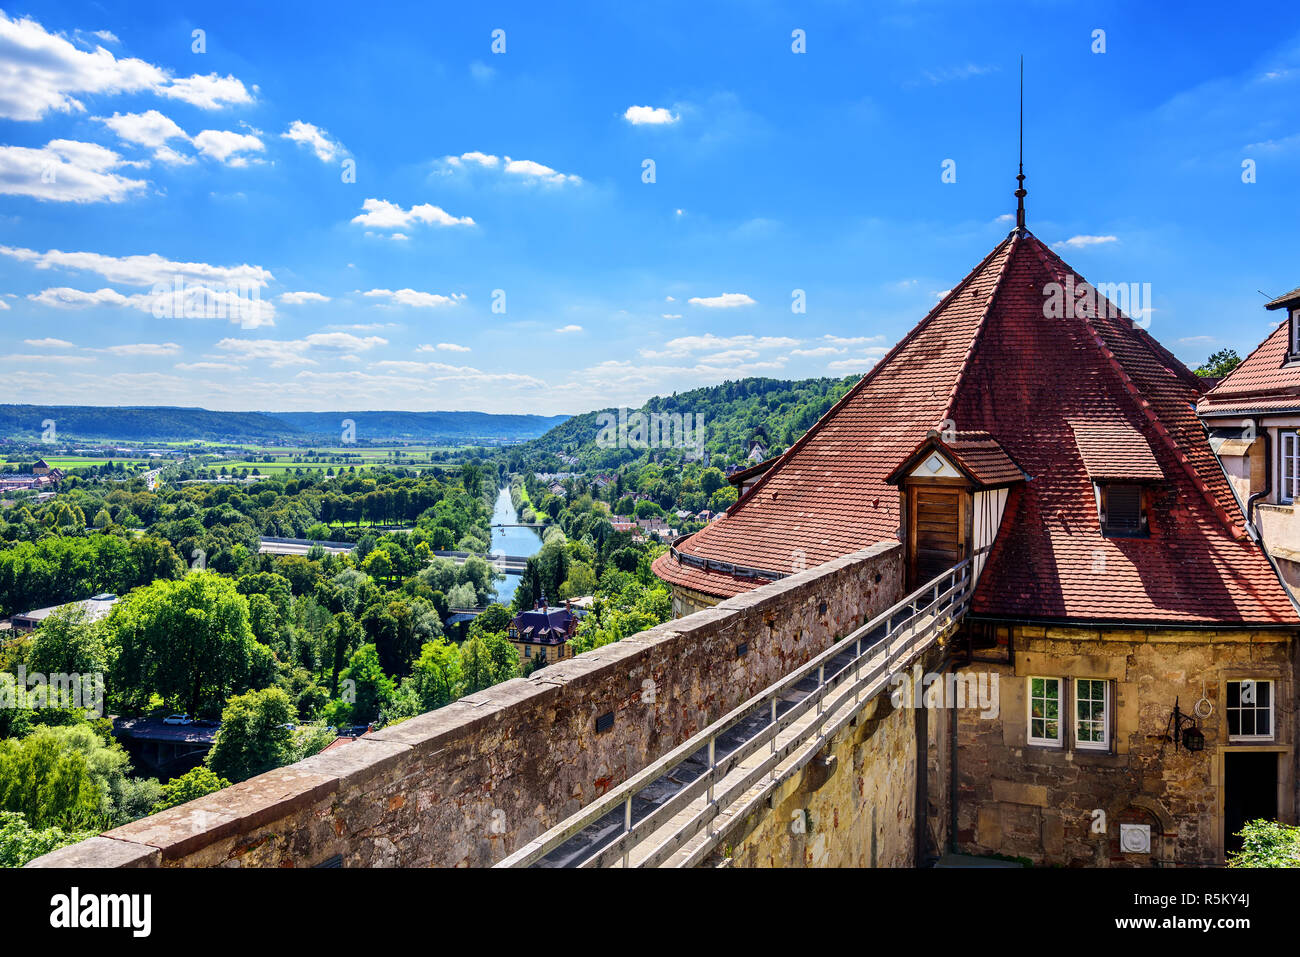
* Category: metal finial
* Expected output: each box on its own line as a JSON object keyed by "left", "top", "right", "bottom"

{"left": 1015, "top": 56, "right": 1027, "bottom": 232}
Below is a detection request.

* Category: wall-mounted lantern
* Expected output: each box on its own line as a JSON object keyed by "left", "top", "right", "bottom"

{"left": 1165, "top": 697, "right": 1205, "bottom": 753}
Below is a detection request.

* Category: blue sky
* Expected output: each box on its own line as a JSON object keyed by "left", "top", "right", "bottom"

{"left": 2, "top": 1, "right": 1300, "bottom": 414}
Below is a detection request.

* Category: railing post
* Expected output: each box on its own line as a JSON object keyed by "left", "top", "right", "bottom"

{"left": 707, "top": 737, "right": 716, "bottom": 804}
{"left": 818, "top": 664, "right": 825, "bottom": 713}
{"left": 770, "top": 698, "right": 778, "bottom": 780}
{"left": 623, "top": 795, "right": 632, "bottom": 868}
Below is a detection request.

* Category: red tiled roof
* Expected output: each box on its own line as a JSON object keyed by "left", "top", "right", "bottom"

{"left": 1069, "top": 419, "right": 1164, "bottom": 481}
{"left": 655, "top": 230, "right": 1297, "bottom": 626}
{"left": 1197, "top": 319, "right": 1300, "bottom": 416}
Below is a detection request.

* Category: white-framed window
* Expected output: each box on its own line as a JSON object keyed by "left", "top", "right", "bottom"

{"left": 1281, "top": 433, "right": 1300, "bottom": 505}
{"left": 1027, "top": 676, "right": 1062, "bottom": 746}
{"left": 1226, "top": 679, "right": 1274, "bottom": 741}
{"left": 1292, "top": 309, "right": 1300, "bottom": 356}
{"left": 1074, "top": 678, "right": 1110, "bottom": 750}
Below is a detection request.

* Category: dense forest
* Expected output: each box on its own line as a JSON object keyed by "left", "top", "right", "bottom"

{"left": 517, "top": 375, "right": 859, "bottom": 471}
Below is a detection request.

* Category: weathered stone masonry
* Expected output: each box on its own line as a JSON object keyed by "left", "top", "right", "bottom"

{"left": 31, "top": 543, "right": 910, "bottom": 868}
{"left": 955, "top": 624, "right": 1296, "bottom": 866}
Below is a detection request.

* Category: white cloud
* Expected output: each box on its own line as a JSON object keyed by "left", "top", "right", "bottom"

{"left": 662, "top": 313, "right": 682, "bottom": 319}
{"left": 175, "top": 361, "right": 243, "bottom": 372}
{"left": 920, "top": 63, "right": 997, "bottom": 85}
{"left": 1052, "top": 235, "right": 1118, "bottom": 250}
{"left": 555, "top": 324, "right": 583, "bottom": 333}
{"left": 0, "top": 13, "right": 252, "bottom": 121}
{"left": 24, "top": 337, "right": 74, "bottom": 347}
{"left": 216, "top": 332, "right": 387, "bottom": 367}
{"left": 791, "top": 346, "right": 843, "bottom": 357}
{"left": 97, "top": 109, "right": 187, "bottom": 148}
{"left": 623, "top": 105, "right": 679, "bottom": 125}
{"left": 687, "top": 292, "right": 756, "bottom": 308}
{"left": 350, "top": 198, "right": 475, "bottom": 235}
{"left": 279, "top": 290, "right": 331, "bottom": 304}
{"left": 820, "top": 334, "right": 885, "bottom": 347}
{"left": 1, "top": 245, "right": 273, "bottom": 288}
{"left": 0, "top": 139, "right": 147, "bottom": 202}
{"left": 642, "top": 334, "right": 799, "bottom": 358}
{"left": 440, "top": 151, "right": 581, "bottom": 185}
{"left": 100, "top": 342, "right": 180, "bottom": 356}
{"left": 29, "top": 286, "right": 131, "bottom": 308}
{"left": 0, "top": 353, "right": 95, "bottom": 364}
{"left": 193, "top": 129, "right": 264, "bottom": 165}
{"left": 827, "top": 357, "right": 877, "bottom": 371}
{"left": 363, "top": 288, "right": 464, "bottom": 308}
{"left": 157, "top": 73, "right": 253, "bottom": 110}
{"left": 417, "top": 342, "right": 471, "bottom": 353}
{"left": 282, "top": 120, "right": 344, "bottom": 162}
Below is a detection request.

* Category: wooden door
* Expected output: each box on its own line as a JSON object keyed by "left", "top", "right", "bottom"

{"left": 908, "top": 486, "right": 966, "bottom": 588}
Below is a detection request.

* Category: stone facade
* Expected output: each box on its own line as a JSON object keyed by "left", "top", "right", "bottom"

{"left": 954, "top": 623, "right": 1296, "bottom": 866}
{"left": 31, "top": 543, "right": 905, "bottom": 868}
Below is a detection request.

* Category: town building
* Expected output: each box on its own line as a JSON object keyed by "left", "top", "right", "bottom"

{"left": 508, "top": 599, "right": 578, "bottom": 667}
{"left": 0, "top": 459, "right": 63, "bottom": 493}
{"left": 1198, "top": 286, "right": 1300, "bottom": 599}
{"left": 10, "top": 593, "right": 119, "bottom": 633}
{"left": 653, "top": 184, "right": 1300, "bottom": 865}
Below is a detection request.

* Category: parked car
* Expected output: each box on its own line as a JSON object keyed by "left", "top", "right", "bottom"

{"left": 162, "top": 713, "right": 192, "bottom": 725}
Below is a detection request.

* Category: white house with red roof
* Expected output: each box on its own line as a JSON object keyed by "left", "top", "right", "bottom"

{"left": 654, "top": 184, "right": 1299, "bottom": 865}
{"left": 1199, "top": 286, "right": 1300, "bottom": 598}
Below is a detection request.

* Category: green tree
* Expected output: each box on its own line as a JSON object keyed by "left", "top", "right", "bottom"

{"left": 0, "top": 811, "right": 95, "bottom": 868}
{"left": 205, "top": 687, "right": 297, "bottom": 783}
{"left": 406, "top": 638, "right": 463, "bottom": 710}
{"left": 1228, "top": 820, "right": 1300, "bottom": 867}
{"left": 337, "top": 644, "right": 394, "bottom": 723}
{"left": 106, "top": 573, "right": 268, "bottom": 718}
{"left": 1195, "top": 348, "right": 1242, "bottom": 378}
{"left": 27, "top": 605, "right": 107, "bottom": 677}
{"left": 151, "top": 766, "right": 233, "bottom": 814}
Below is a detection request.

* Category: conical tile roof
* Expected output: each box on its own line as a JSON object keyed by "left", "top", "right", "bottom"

{"left": 654, "top": 230, "right": 1296, "bottom": 625}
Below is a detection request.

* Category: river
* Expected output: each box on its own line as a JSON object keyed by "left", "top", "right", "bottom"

{"left": 490, "top": 483, "right": 543, "bottom": 605}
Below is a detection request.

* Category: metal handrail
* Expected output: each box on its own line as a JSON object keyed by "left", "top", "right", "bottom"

{"left": 496, "top": 550, "right": 985, "bottom": 869}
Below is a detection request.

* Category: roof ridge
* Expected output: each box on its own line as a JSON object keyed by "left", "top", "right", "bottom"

{"left": 723, "top": 232, "right": 1017, "bottom": 519}
{"left": 1022, "top": 237, "right": 1244, "bottom": 539}
{"left": 1033, "top": 239, "right": 1205, "bottom": 392}
{"left": 940, "top": 231, "right": 1020, "bottom": 423}
{"left": 1201, "top": 319, "right": 1288, "bottom": 399}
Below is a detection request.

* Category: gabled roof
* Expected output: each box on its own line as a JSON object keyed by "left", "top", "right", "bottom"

{"left": 1197, "top": 318, "right": 1300, "bottom": 416}
{"left": 727, "top": 456, "right": 779, "bottom": 488}
{"left": 654, "top": 229, "right": 1296, "bottom": 626}
{"left": 1266, "top": 285, "right": 1300, "bottom": 310}
{"left": 1069, "top": 419, "right": 1164, "bottom": 481}
{"left": 885, "top": 430, "right": 1027, "bottom": 489}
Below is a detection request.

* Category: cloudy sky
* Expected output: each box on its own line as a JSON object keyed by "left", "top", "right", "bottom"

{"left": 3, "top": 1, "right": 1300, "bottom": 414}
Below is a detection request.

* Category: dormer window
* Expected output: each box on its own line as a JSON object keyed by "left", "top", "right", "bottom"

{"left": 1292, "top": 309, "right": 1300, "bottom": 357}
{"left": 1099, "top": 483, "right": 1148, "bottom": 537}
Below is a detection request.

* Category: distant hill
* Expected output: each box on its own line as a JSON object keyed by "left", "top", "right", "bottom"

{"left": 521, "top": 375, "right": 860, "bottom": 469}
{"left": 268, "top": 410, "right": 570, "bottom": 444}
{"left": 0, "top": 405, "right": 569, "bottom": 446}
{"left": 0, "top": 405, "right": 307, "bottom": 444}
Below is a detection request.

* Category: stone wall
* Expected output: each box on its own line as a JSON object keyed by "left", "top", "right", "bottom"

{"left": 956, "top": 624, "right": 1296, "bottom": 866}
{"left": 30, "top": 542, "right": 904, "bottom": 869}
